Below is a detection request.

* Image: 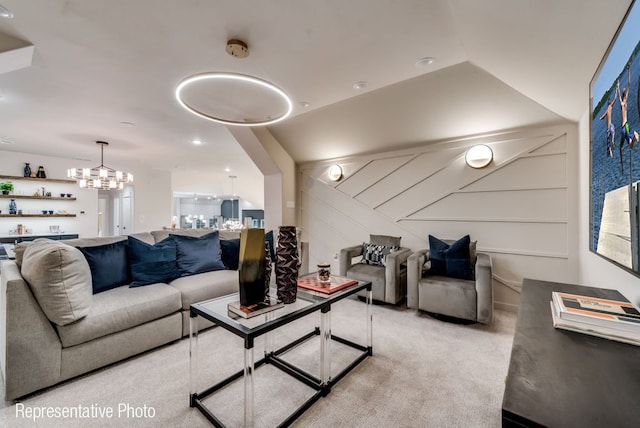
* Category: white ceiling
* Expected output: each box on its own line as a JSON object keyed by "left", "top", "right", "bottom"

{"left": 0, "top": 0, "right": 633, "bottom": 203}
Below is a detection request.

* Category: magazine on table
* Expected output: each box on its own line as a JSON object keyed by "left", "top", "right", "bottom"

{"left": 227, "top": 297, "right": 284, "bottom": 319}
{"left": 297, "top": 274, "right": 358, "bottom": 295}
{"left": 551, "top": 291, "right": 640, "bottom": 333}
{"left": 550, "top": 301, "right": 640, "bottom": 347}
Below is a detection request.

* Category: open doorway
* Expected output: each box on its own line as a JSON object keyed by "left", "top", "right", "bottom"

{"left": 98, "top": 185, "right": 134, "bottom": 236}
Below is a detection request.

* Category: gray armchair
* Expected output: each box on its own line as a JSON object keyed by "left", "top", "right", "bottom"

{"left": 339, "top": 235, "right": 412, "bottom": 304}
{"left": 407, "top": 243, "right": 493, "bottom": 324}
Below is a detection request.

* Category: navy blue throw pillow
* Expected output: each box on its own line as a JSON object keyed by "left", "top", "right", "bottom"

{"left": 127, "top": 236, "right": 181, "bottom": 287}
{"left": 428, "top": 235, "right": 449, "bottom": 275}
{"left": 78, "top": 240, "right": 130, "bottom": 294}
{"left": 220, "top": 238, "right": 241, "bottom": 270}
{"left": 172, "top": 231, "right": 226, "bottom": 276}
{"left": 428, "top": 235, "right": 474, "bottom": 280}
{"left": 444, "top": 235, "right": 473, "bottom": 280}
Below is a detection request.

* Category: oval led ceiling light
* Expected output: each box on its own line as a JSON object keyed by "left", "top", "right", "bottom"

{"left": 0, "top": 4, "right": 14, "bottom": 19}
{"left": 465, "top": 144, "right": 493, "bottom": 169}
{"left": 175, "top": 72, "right": 293, "bottom": 127}
{"left": 328, "top": 165, "right": 343, "bottom": 181}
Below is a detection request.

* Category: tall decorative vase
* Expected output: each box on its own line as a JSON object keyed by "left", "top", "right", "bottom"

{"left": 275, "top": 226, "right": 299, "bottom": 304}
{"left": 9, "top": 199, "right": 17, "bottom": 215}
{"left": 238, "top": 228, "right": 266, "bottom": 307}
{"left": 36, "top": 166, "right": 46, "bottom": 178}
{"left": 23, "top": 163, "right": 31, "bottom": 178}
{"left": 264, "top": 240, "right": 272, "bottom": 301}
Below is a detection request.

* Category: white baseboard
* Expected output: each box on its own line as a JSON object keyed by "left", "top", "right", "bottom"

{"left": 495, "top": 301, "right": 518, "bottom": 313}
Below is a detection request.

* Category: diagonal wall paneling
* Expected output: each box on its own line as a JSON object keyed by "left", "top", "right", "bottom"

{"left": 299, "top": 124, "right": 578, "bottom": 311}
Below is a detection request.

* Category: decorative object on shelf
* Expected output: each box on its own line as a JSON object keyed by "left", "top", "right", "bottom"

{"left": 275, "top": 225, "right": 299, "bottom": 304}
{"left": 317, "top": 262, "right": 331, "bottom": 283}
{"left": 23, "top": 163, "right": 31, "bottom": 177}
{"left": 0, "top": 181, "right": 13, "bottom": 195}
{"left": 67, "top": 141, "right": 133, "bottom": 190}
{"left": 238, "top": 228, "right": 266, "bottom": 307}
{"left": 264, "top": 240, "right": 272, "bottom": 300}
{"left": 9, "top": 198, "right": 17, "bottom": 214}
{"left": 45, "top": 192, "right": 51, "bottom": 197}
{"left": 36, "top": 165, "right": 46, "bottom": 178}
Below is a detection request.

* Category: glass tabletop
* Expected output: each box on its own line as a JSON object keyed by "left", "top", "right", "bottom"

{"left": 190, "top": 280, "right": 369, "bottom": 340}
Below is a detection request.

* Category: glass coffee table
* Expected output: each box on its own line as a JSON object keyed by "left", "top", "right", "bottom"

{"left": 189, "top": 278, "right": 372, "bottom": 427}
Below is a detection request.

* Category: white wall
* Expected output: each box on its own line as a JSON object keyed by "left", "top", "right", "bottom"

{"left": 578, "top": 111, "right": 640, "bottom": 306}
{"left": 299, "top": 123, "right": 579, "bottom": 311}
{"left": 0, "top": 150, "right": 172, "bottom": 237}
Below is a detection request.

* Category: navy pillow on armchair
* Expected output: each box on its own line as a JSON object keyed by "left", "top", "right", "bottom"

{"left": 427, "top": 235, "right": 474, "bottom": 280}
{"left": 428, "top": 235, "right": 449, "bottom": 275}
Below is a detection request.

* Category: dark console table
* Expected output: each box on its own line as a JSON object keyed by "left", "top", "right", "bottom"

{"left": 0, "top": 233, "right": 78, "bottom": 244}
{"left": 502, "top": 278, "right": 640, "bottom": 427}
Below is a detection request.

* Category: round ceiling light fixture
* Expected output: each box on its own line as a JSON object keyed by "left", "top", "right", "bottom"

{"left": 225, "top": 39, "right": 249, "bottom": 58}
{"left": 175, "top": 72, "right": 293, "bottom": 127}
{"left": 353, "top": 81, "right": 368, "bottom": 90}
{"left": 465, "top": 144, "right": 493, "bottom": 169}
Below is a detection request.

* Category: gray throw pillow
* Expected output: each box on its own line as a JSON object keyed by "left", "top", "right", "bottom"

{"left": 21, "top": 239, "right": 92, "bottom": 326}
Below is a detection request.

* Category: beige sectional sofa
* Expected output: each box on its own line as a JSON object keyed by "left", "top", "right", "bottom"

{"left": 0, "top": 228, "right": 241, "bottom": 400}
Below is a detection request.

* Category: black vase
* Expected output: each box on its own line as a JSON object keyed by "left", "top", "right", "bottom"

{"left": 24, "top": 163, "right": 31, "bottom": 177}
{"left": 9, "top": 199, "right": 17, "bottom": 215}
{"left": 238, "top": 228, "right": 266, "bottom": 307}
{"left": 264, "top": 240, "right": 272, "bottom": 301}
{"left": 36, "top": 166, "right": 46, "bottom": 178}
{"left": 275, "top": 226, "right": 299, "bottom": 304}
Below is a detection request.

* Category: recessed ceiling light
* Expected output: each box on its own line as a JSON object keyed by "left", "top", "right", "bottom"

{"left": 415, "top": 57, "right": 435, "bottom": 68}
{"left": 224, "top": 167, "right": 231, "bottom": 172}
{"left": 353, "top": 81, "right": 368, "bottom": 90}
{"left": 192, "top": 139, "right": 203, "bottom": 145}
{"left": 299, "top": 101, "right": 310, "bottom": 108}
{"left": 0, "top": 139, "right": 14, "bottom": 145}
{"left": 120, "top": 121, "right": 136, "bottom": 127}
{"left": 0, "top": 4, "right": 14, "bottom": 19}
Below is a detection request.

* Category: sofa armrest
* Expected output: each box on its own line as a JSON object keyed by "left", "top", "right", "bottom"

{"left": 407, "top": 249, "right": 429, "bottom": 309}
{"left": 475, "top": 252, "right": 493, "bottom": 324}
{"left": 1, "top": 260, "right": 62, "bottom": 400}
{"left": 339, "top": 244, "right": 364, "bottom": 276}
{"left": 383, "top": 247, "right": 412, "bottom": 303}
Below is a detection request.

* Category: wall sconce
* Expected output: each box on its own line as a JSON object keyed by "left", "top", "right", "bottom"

{"left": 465, "top": 144, "right": 493, "bottom": 169}
{"left": 328, "top": 164, "right": 343, "bottom": 181}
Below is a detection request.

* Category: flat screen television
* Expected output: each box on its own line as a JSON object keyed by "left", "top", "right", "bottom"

{"left": 590, "top": 0, "right": 640, "bottom": 275}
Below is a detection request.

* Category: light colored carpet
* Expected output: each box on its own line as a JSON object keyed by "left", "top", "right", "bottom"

{"left": 1, "top": 298, "right": 516, "bottom": 427}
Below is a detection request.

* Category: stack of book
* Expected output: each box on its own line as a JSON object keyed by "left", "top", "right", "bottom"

{"left": 550, "top": 291, "right": 640, "bottom": 346}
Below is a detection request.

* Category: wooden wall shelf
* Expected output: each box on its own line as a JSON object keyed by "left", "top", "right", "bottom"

{"left": 0, "top": 174, "right": 76, "bottom": 184}
{"left": 0, "top": 214, "right": 76, "bottom": 218}
{"left": 0, "top": 195, "right": 76, "bottom": 200}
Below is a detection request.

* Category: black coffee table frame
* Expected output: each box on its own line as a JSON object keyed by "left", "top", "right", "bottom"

{"left": 189, "top": 280, "right": 372, "bottom": 428}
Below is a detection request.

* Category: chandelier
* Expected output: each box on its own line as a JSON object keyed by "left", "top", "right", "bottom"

{"left": 67, "top": 141, "right": 133, "bottom": 190}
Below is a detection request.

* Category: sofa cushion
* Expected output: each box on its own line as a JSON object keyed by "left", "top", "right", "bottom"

{"left": 62, "top": 236, "right": 127, "bottom": 248}
{"left": 20, "top": 239, "right": 93, "bottom": 326}
{"left": 127, "top": 236, "right": 181, "bottom": 287}
{"left": 172, "top": 231, "right": 225, "bottom": 276}
{"left": 169, "top": 269, "right": 239, "bottom": 310}
{"left": 78, "top": 240, "right": 131, "bottom": 294}
{"left": 151, "top": 228, "right": 216, "bottom": 244}
{"left": 55, "top": 283, "right": 182, "bottom": 347}
{"left": 362, "top": 242, "right": 399, "bottom": 266}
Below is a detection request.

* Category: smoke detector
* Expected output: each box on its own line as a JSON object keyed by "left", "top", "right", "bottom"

{"left": 225, "top": 39, "right": 249, "bottom": 58}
